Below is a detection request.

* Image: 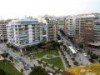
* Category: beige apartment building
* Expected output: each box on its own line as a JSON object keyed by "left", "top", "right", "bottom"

{"left": 75, "top": 13, "right": 100, "bottom": 45}
{"left": 44, "top": 16, "right": 57, "bottom": 41}
{"left": 79, "top": 15, "right": 95, "bottom": 43}
{"left": 0, "top": 20, "right": 10, "bottom": 42}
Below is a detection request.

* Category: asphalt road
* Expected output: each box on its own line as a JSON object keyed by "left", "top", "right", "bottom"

{"left": 58, "top": 31, "right": 91, "bottom": 65}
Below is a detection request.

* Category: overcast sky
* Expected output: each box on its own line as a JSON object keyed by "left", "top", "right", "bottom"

{"left": 0, "top": 0, "right": 100, "bottom": 19}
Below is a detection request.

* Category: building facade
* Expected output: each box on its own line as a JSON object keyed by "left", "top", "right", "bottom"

{"left": 57, "top": 17, "right": 65, "bottom": 30}
{"left": 44, "top": 16, "right": 57, "bottom": 41}
{"left": 7, "top": 18, "right": 48, "bottom": 48}
{"left": 65, "top": 16, "right": 76, "bottom": 37}
{"left": 94, "top": 18, "right": 100, "bottom": 42}
{"left": 79, "top": 15, "right": 95, "bottom": 43}
{"left": 0, "top": 20, "right": 9, "bottom": 42}
{"left": 74, "top": 13, "right": 100, "bottom": 44}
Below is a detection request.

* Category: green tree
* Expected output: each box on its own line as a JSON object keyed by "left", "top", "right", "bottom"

{"left": 91, "top": 54, "right": 98, "bottom": 59}
{"left": 29, "top": 66, "right": 48, "bottom": 75}
{"left": 0, "top": 69, "right": 8, "bottom": 75}
{"left": 2, "top": 53, "right": 9, "bottom": 58}
{"left": 9, "top": 56, "right": 13, "bottom": 61}
{"left": 51, "top": 41, "right": 60, "bottom": 48}
{"left": 73, "top": 61, "right": 78, "bottom": 65}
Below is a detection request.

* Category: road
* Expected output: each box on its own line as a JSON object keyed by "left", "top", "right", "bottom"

{"left": 60, "top": 46, "right": 74, "bottom": 67}
{"left": 75, "top": 52, "right": 91, "bottom": 65}
{"left": 58, "top": 30, "right": 91, "bottom": 65}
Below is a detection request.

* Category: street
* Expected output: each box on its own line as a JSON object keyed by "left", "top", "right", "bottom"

{"left": 58, "top": 30, "right": 91, "bottom": 66}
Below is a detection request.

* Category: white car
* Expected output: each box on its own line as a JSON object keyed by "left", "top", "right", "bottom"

{"left": 83, "top": 53, "right": 87, "bottom": 56}
{"left": 48, "top": 73, "right": 53, "bottom": 75}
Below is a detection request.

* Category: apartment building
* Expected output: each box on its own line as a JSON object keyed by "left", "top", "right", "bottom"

{"left": 0, "top": 20, "right": 9, "bottom": 42}
{"left": 7, "top": 18, "right": 48, "bottom": 48}
{"left": 57, "top": 17, "right": 65, "bottom": 30}
{"left": 65, "top": 16, "right": 76, "bottom": 37}
{"left": 80, "top": 15, "right": 95, "bottom": 43}
{"left": 94, "top": 18, "right": 100, "bottom": 42}
{"left": 44, "top": 16, "right": 57, "bottom": 41}
{"left": 75, "top": 13, "right": 100, "bottom": 44}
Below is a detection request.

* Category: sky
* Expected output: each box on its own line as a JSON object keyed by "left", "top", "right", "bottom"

{"left": 0, "top": 0, "right": 100, "bottom": 19}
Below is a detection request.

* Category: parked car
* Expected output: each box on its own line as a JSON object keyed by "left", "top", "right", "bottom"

{"left": 48, "top": 73, "right": 53, "bottom": 75}
{"left": 83, "top": 53, "right": 87, "bottom": 56}
{"left": 24, "top": 65, "right": 29, "bottom": 70}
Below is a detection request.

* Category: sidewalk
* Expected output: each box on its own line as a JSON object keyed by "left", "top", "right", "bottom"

{"left": 65, "top": 52, "right": 74, "bottom": 66}
{"left": 58, "top": 51, "right": 68, "bottom": 69}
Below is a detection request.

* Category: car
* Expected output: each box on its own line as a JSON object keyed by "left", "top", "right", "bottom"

{"left": 27, "top": 64, "right": 31, "bottom": 68}
{"left": 24, "top": 65, "right": 29, "bottom": 70}
{"left": 48, "top": 73, "right": 53, "bottom": 75}
{"left": 24, "top": 67, "right": 29, "bottom": 70}
{"left": 83, "top": 53, "right": 87, "bottom": 56}
{"left": 67, "top": 42, "right": 71, "bottom": 46}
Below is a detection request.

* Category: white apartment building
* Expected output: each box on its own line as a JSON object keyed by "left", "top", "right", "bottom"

{"left": 7, "top": 18, "right": 48, "bottom": 48}
{"left": 65, "top": 16, "right": 76, "bottom": 37}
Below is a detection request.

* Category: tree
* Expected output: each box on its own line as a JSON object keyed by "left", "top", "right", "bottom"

{"left": 20, "top": 69, "right": 24, "bottom": 75}
{"left": 73, "top": 61, "right": 78, "bottom": 66}
{"left": 29, "top": 66, "right": 48, "bottom": 75}
{"left": 79, "top": 43, "right": 83, "bottom": 49}
{"left": 90, "top": 54, "right": 98, "bottom": 59}
{"left": 0, "top": 69, "right": 8, "bottom": 75}
{"left": 9, "top": 56, "right": 13, "bottom": 61}
{"left": 2, "top": 53, "right": 9, "bottom": 58}
{"left": 6, "top": 43, "right": 10, "bottom": 48}
{"left": 71, "top": 58, "right": 75, "bottom": 61}
{"left": 51, "top": 41, "right": 60, "bottom": 48}
{"left": 38, "top": 60, "right": 42, "bottom": 64}
{"left": 43, "top": 62, "right": 48, "bottom": 67}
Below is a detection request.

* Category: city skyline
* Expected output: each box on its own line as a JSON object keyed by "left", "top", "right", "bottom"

{"left": 0, "top": 0, "right": 100, "bottom": 19}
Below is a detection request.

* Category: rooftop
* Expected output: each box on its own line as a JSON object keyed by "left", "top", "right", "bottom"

{"left": 7, "top": 18, "right": 39, "bottom": 26}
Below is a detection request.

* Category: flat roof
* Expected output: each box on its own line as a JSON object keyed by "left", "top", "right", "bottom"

{"left": 7, "top": 18, "right": 39, "bottom": 26}
{"left": 68, "top": 46, "right": 76, "bottom": 54}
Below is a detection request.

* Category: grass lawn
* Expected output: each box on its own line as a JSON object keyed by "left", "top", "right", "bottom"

{"left": 32, "top": 49, "right": 59, "bottom": 58}
{"left": 0, "top": 60, "right": 22, "bottom": 75}
{"left": 42, "top": 57, "right": 63, "bottom": 69}
{"left": 30, "top": 49, "right": 63, "bottom": 69}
